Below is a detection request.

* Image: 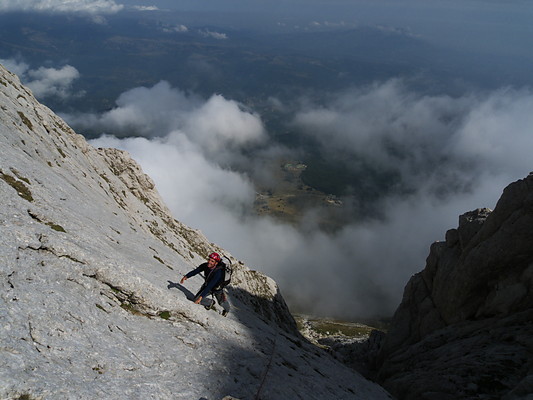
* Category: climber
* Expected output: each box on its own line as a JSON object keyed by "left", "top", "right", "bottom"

{"left": 180, "top": 252, "right": 230, "bottom": 316}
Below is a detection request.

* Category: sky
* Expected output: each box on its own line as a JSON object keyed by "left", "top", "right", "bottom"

{"left": 2, "top": 0, "right": 533, "bottom": 319}
{"left": 2, "top": 0, "right": 532, "bottom": 53}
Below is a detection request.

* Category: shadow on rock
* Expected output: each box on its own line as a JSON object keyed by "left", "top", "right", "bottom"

{"left": 167, "top": 280, "right": 195, "bottom": 301}
{"left": 166, "top": 279, "right": 317, "bottom": 399}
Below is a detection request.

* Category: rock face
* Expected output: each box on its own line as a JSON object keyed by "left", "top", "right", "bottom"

{"left": 0, "top": 64, "right": 393, "bottom": 400}
{"left": 377, "top": 175, "right": 533, "bottom": 399}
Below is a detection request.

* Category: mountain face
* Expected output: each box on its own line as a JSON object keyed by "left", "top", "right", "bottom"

{"left": 0, "top": 64, "right": 393, "bottom": 400}
{"left": 376, "top": 175, "right": 533, "bottom": 399}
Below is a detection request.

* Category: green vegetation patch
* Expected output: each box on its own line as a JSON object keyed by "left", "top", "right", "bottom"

{"left": 295, "top": 314, "right": 385, "bottom": 339}
{"left": 27, "top": 210, "right": 66, "bottom": 233}
{"left": 0, "top": 170, "right": 34, "bottom": 202}
{"left": 301, "top": 156, "right": 399, "bottom": 200}
{"left": 95, "top": 304, "right": 109, "bottom": 313}
{"left": 310, "top": 320, "right": 374, "bottom": 337}
{"left": 57, "top": 146, "right": 67, "bottom": 158}
{"left": 158, "top": 310, "right": 171, "bottom": 320}
{"left": 16, "top": 395, "right": 35, "bottom": 400}
{"left": 153, "top": 255, "right": 173, "bottom": 270}
{"left": 17, "top": 111, "right": 33, "bottom": 130}
{"left": 9, "top": 168, "right": 30, "bottom": 184}
{"left": 47, "top": 222, "right": 66, "bottom": 232}
{"left": 107, "top": 283, "right": 151, "bottom": 318}
{"left": 92, "top": 365, "right": 104, "bottom": 374}
{"left": 120, "top": 302, "right": 144, "bottom": 316}
{"left": 99, "top": 173, "right": 110, "bottom": 184}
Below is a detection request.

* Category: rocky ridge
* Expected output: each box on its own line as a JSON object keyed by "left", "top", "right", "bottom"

{"left": 376, "top": 175, "right": 533, "bottom": 399}
{"left": 0, "top": 63, "right": 392, "bottom": 400}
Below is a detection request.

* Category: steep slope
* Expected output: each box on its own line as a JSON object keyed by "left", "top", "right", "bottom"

{"left": 0, "top": 64, "right": 393, "bottom": 400}
{"left": 376, "top": 175, "right": 533, "bottom": 399}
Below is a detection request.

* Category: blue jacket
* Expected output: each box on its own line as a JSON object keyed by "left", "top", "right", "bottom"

{"left": 186, "top": 262, "right": 225, "bottom": 299}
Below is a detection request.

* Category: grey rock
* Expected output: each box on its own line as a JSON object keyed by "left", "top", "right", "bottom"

{"left": 0, "top": 64, "right": 393, "bottom": 399}
{"left": 444, "top": 228, "right": 459, "bottom": 248}
{"left": 457, "top": 207, "right": 492, "bottom": 249}
{"left": 377, "top": 174, "right": 533, "bottom": 399}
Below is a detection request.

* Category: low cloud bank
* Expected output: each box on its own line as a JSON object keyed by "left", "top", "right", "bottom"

{"left": 1, "top": 59, "right": 83, "bottom": 100}
{"left": 293, "top": 80, "right": 532, "bottom": 185}
{"left": 199, "top": 29, "right": 228, "bottom": 40}
{"left": 0, "top": 0, "right": 123, "bottom": 15}
{"left": 82, "top": 79, "right": 531, "bottom": 319}
{"left": 69, "top": 81, "right": 267, "bottom": 165}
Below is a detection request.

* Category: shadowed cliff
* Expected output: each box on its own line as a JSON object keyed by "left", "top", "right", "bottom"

{"left": 376, "top": 174, "right": 533, "bottom": 399}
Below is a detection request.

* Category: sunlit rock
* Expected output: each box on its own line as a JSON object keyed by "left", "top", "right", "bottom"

{"left": 0, "top": 63, "right": 393, "bottom": 399}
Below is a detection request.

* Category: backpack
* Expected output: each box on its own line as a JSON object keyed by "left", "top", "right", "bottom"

{"left": 217, "top": 255, "right": 233, "bottom": 290}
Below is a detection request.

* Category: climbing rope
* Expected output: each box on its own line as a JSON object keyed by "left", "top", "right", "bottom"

{"left": 254, "top": 332, "right": 278, "bottom": 400}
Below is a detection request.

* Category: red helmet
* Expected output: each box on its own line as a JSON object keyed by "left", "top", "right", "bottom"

{"left": 208, "top": 252, "right": 221, "bottom": 262}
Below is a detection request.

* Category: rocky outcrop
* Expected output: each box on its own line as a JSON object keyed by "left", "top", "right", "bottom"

{"left": 377, "top": 174, "right": 533, "bottom": 399}
{"left": 0, "top": 64, "right": 394, "bottom": 399}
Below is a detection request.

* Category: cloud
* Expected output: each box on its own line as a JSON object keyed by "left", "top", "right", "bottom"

{"left": 91, "top": 133, "right": 256, "bottom": 222}
{"left": 66, "top": 81, "right": 266, "bottom": 161}
{"left": 26, "top": 65, "right": 83, "bottom": 99}
{"left": 184, "top": 94, "right": 266, "bottom": 153}
{"left": 198, "top": 29, "right": 228, "bottom": 40}
{"left": 65, "top": 81, "right": 200, "bottom": 137}
{"left": 0, "top": 0, "right": 124, "bottom": 14}
{"left": 451, "top": 87, "right": 533, "bottom": 177}
{"left": 306, "top": 20, "right": 353, "bottom": 31}
{"left": 0, "top": 58, "right": 29, "bottom": 78}
{"left": 161, "top": 24, "right": 189, "bottom": 33}
{"left": 277, "top": 79, "right": 532, "bottom": 317}
{"left": 132, "top": 5, "right": 158, "bottom": 11}
{"left": 80, "top": 79, "right": 533, "bottom": 320}
{"left": 292, "top": 80, "right": 532, "bottom": 189}
{"left": 0, "top": 58, "right": 83, "bottom": 100}
{"left": 375, "top": 25, "right": 420, "bottom": 38}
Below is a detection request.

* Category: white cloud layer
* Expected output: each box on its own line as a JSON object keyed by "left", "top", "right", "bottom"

{"left": 68, "top": 81, "right": 266, "bottom": 162}
{"left": 0, "top": 59, "right": 83, "bottom": 100}
{"left": 132, "top": 5, "right": 158, "bottom": 11}
{"left": 291, "top": 79, "right": 533, "bottom": 202}
{"left": 92, "top": 133, "right": 256, "bottom": 222}
{"left": 198, "top": 29, "right": 228, "bottom": 40}
{"left": 161, "top": 24, "right": 188, "bottom": 33}
{"left": 81, "top": 79, "right": 533, "bottom": 319}
{"left": 0, "top": 0, "right": 124, "bottom": 14}
{"left": 26, "top": 65, "right": 82, "bottom": 99}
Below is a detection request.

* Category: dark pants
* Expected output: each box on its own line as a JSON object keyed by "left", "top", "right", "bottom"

{"left": 194, "top": 288, "right": 230, "bottom": 314}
